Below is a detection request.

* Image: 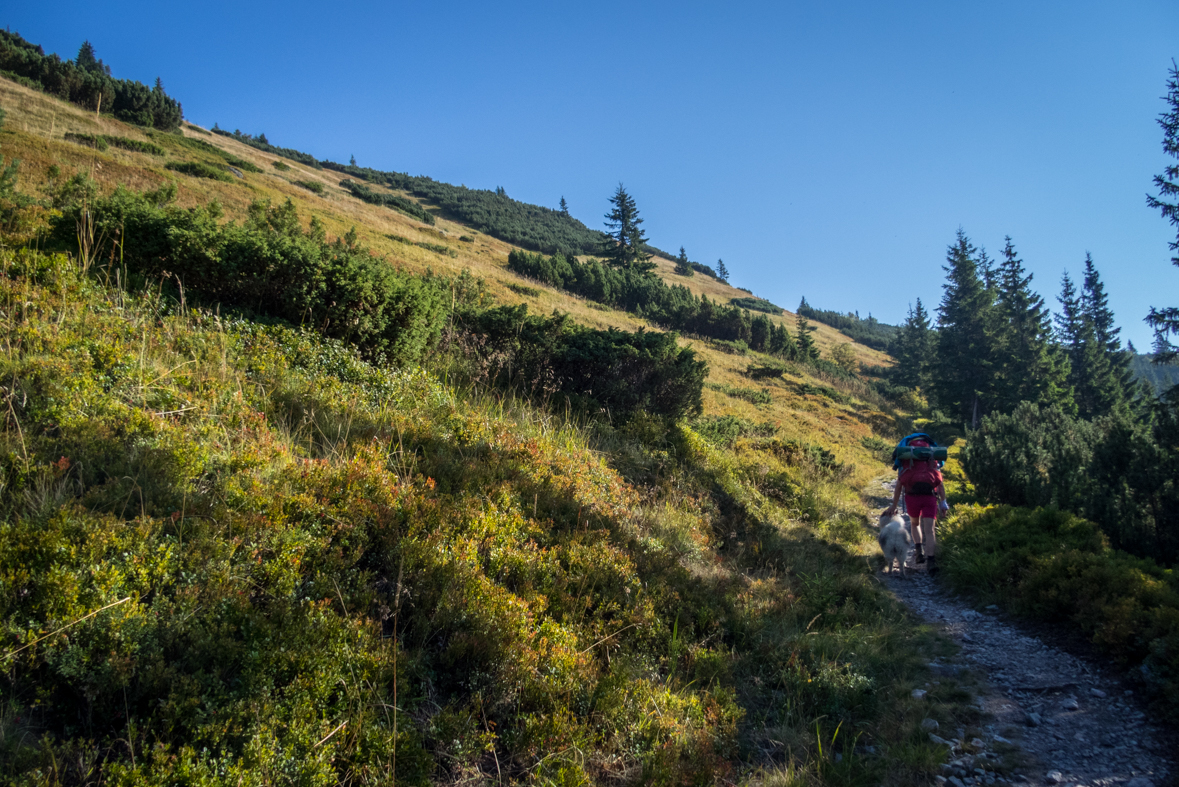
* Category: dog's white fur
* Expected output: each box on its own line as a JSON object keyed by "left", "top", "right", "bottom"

{"left": 877, "top": 511, "right": 912, "bottom": 578}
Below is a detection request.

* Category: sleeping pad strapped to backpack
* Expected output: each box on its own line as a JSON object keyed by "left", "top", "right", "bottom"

{"left": 893, "top": 433, "right": 946, "bottom": 497}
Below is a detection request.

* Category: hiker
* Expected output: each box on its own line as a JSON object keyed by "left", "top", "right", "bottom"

{"left": 885, "top": 434, "right": 948, "bottom": 573}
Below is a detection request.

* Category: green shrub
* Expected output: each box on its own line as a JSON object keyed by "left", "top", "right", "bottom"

{"left": 459, "top": 234, "right": 475, "bottom": 242}
{"left": 164, "top": 160, "right": 233, "bottom": 181}
{"left": 456, "top": 304, "right": 706, "bottom": 421}
{"left": 709, "top": 338, "right": 748, "bottom": 355}
{"left": 962, "top": 402, "right": 1096, "bottom": 510}
{"left": 339, "top": 179, "right": 435, "bottom": 225}
{"left": 294, "top": 179, "right": 325, "bottom": 195}
{"left": 746, "top": 359, "right": 789, "bottom": 379}
{"left": 111, "top": 136, "right": 165, "bottom": 155}
{"left": 222, "top": 153, "right": 262, "bottom": 173}
{"left": 271, "top": 160, "right": 291, "bottom": 171}
{"left": 51, "top": 189, "right": 449, "bottom": 366}
{"left": 415, "top": 240, "right": 455, "bottom": 257}
{"left": 706, "top": 383, "right": 772, "bottom": 405}
{"left": 693, "top": 415, "right": 776, "bottom": 447}
{"left": 729, "top": 296, "right": 783, "bottom": 314}
{"left": 507, "top": 282, "right": 541, "bottom": 297}
{"left": 63, "top": 131, "right": 108, "bottom": 151}
{"left": 941, "top": 505, "right": 1179, "bottom": 716}
{"left": 184, "top": 123, "right": 211, "bottom": 135}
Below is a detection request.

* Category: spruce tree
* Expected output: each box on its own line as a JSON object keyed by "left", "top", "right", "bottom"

{"left": 894, "top": 298, "right": 934, "bottom": 390}
{"left": 1056, "top": 271, "right": 1114, "bottom": 418}
{"left": 1146, "top": 62, "right": 1179, "bottom": 363}
{"left": 674, "top": 246, "right": 694, "bottom": 276}
{"left": 796, "top": 313, "right": 819, "bottom": 361}
{"left": 1081, "top": 254, "right": 1137, "bottom": 407}
{"left": 559, "top": 196, "right": 569, "bottom": 215}
{"left": 934, "top": 230, "right": 998, "bottom": 426}
{"left": 75, "top": 40, "right": 109, "bottom": 76}
{"left": 602, "top": 184, "right": 654, "bottom": 271}
{"left": 716, "top": 258, "right": 729, "bottom": 282}
{"left": 993, "top": 238, "right": 1073, "bottom": 413}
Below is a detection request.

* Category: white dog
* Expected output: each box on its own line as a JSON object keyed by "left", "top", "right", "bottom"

{"left": 877, "top": 510, "right": 912, "bottom": 578}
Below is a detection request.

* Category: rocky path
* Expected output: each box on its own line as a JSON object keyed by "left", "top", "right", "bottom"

{"left": 868, "top": 480, "right": 1175, "bottom": 787}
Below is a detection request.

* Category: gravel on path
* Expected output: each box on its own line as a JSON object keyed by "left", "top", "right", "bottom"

{"left": 868, "top": 479, "right": 1175, "bottom": 787}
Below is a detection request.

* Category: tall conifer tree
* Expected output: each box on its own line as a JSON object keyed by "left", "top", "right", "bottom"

{"left": 1080, "top": 254, "right": 1137, "bottom": 407}
{"left": 1146, "top": 62, "right": 1179, "bottom": 363}
{"left": 894, "top": 299, "right": 934, "bottom": 390}
{"left": 603, "top": 184, "right": 653, "bottom": 271}
{"left": 935, "top": 230, "right": 997, "bottom": 426}
{"left": 796, "top": 313, "right": 819, "bottom": 361}
{"left": 993, "top": 238, "right": 1073, "bottom": 413}
{"left": 1056, "top": 271, "right": 1114, "bottom": 418}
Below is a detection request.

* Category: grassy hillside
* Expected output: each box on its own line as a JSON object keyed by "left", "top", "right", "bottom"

{"left": 0, "top": 73, "right": 977, "bottom": 785}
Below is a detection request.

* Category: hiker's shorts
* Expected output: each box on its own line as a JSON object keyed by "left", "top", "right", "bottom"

{"left": 906, "top": 494, "right": 938, "bottom": 521}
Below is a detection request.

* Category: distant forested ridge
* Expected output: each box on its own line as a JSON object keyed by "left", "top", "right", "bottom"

{"left": 797, "top": 297, "right": 898, "bottom": 351}
{"left": 0, "top": 31, "right": 182, "bottom": 131}
{"left": 1132, "top": 353, "right": 1179, "bottom": 396}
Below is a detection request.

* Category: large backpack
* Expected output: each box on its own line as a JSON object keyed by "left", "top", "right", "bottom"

{"left": 893, "top": 434, "right": 944, "bottom": 496}
{"left": 891, "top": 433, "right": 947, "bottom": 470}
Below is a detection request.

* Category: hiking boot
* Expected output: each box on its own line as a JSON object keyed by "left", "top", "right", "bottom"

{"left": 926, "top": 555, "right": 939, "bottom": 576}
{"left": 915, "top": 544, "right": 926, "bottom": 564}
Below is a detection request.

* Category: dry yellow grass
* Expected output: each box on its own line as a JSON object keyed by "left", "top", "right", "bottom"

{"left": 1, "top": 74, "right": 901, "bottom": 488}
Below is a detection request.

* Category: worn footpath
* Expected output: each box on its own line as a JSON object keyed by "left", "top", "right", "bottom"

{"left": 869, "top": 479, "right": 1175, "bottom": 787}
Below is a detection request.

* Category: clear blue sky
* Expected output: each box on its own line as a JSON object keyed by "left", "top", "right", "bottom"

{"left": 6, "top": 1, "right": 1177, "bottom": 348}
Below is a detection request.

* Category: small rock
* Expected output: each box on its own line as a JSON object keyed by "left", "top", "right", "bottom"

{"left": 948, "top": 778, "right": 967, "bottom": 787}
{"left": 834, "top": 753, "right": 842, "bottom": 763}
{"left": 931, "top": 733, "right": 950, "bottom": 745}
{"left": 1045, "top": 771, "right": 1064, "bottom": 784}
{"left": 1061, "top": 697, "right": 1079, "bottom": 711}
{"left": 922, "top": 718, "right": 941, "bottom": 731}
{"left": 970, "top": 737, "right": 986, "bottom": 748}
{"left": 992, "top": 735, "right": 1012, "bottom": 745}
{"left": 1025, "top": 712, "right": 1042, "bottom": 727}
{"left": 1088, "top": 687, "right": 1106, "bottom": 698}
{"left": 986, "top": 604, "right": 1000, "bottom": 611}
{"left": 912, "top": 689, "right": 928, "bottom": 700}
{"left": 1125, "top": 779, "right": 1154, "bottom": 787}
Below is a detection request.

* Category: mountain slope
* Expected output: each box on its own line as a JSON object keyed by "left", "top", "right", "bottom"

{"left": 0, "top": 67, "right": 974, "bottom": 786}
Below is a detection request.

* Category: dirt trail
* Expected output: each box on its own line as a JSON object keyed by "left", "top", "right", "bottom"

{"left": 867, "top": 478, "right": 1175, "bottom": 787}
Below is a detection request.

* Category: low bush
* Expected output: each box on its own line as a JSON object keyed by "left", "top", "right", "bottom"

{"left": 271, "top": 160, "right": 291, "bottom": 171}
{"left": 340, "top": 179, "right": 435, "bottom": 225}
{"left": 707, "top": 383, "right": 772, "bottom": 405}
{"left": 459, "top": 234, "right": 475, "bottom": 242}
{"left": 962, "top": 402, "right": 1179, "bottom": 564}
{"left": 63, "top": 131, "right": 108, "bottom": 150}
{"left": 222, "top": 153, "right": 262, "bottom": 173}
{"left": 941, "top": 505, "right": 1179, "bottom": 717}
{"left": 693, "top": 415, "right": 777, "bottom": 447}
{"left": 506, "top": 282, "right": 541, "bottom": 297}
{"left": 164, "top": 160, "right": 233, "bottom": 181}
{"left": 454, "top": 304, "right": 707, "bottom": 421}
{"left": 416, "top": 240, "right": 455, "bottom": 257}
{"left": 709, "top": 338, "right": 748, "bottom": 355}
{"left": 730, "top": 296, "right": 783, "bottom": 314}
{"left": 185, "top": 123, "right": 211, "bottom": 135}
{"left": 51, "top": 188, "right": 449, "bottom": 366}
{"left": 294, "top": 179, "right": 325, "bottom": 195}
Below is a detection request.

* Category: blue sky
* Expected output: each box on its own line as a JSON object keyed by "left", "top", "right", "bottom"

{"left": 6, "top": 1, "right": 1177, "bottom": 348}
